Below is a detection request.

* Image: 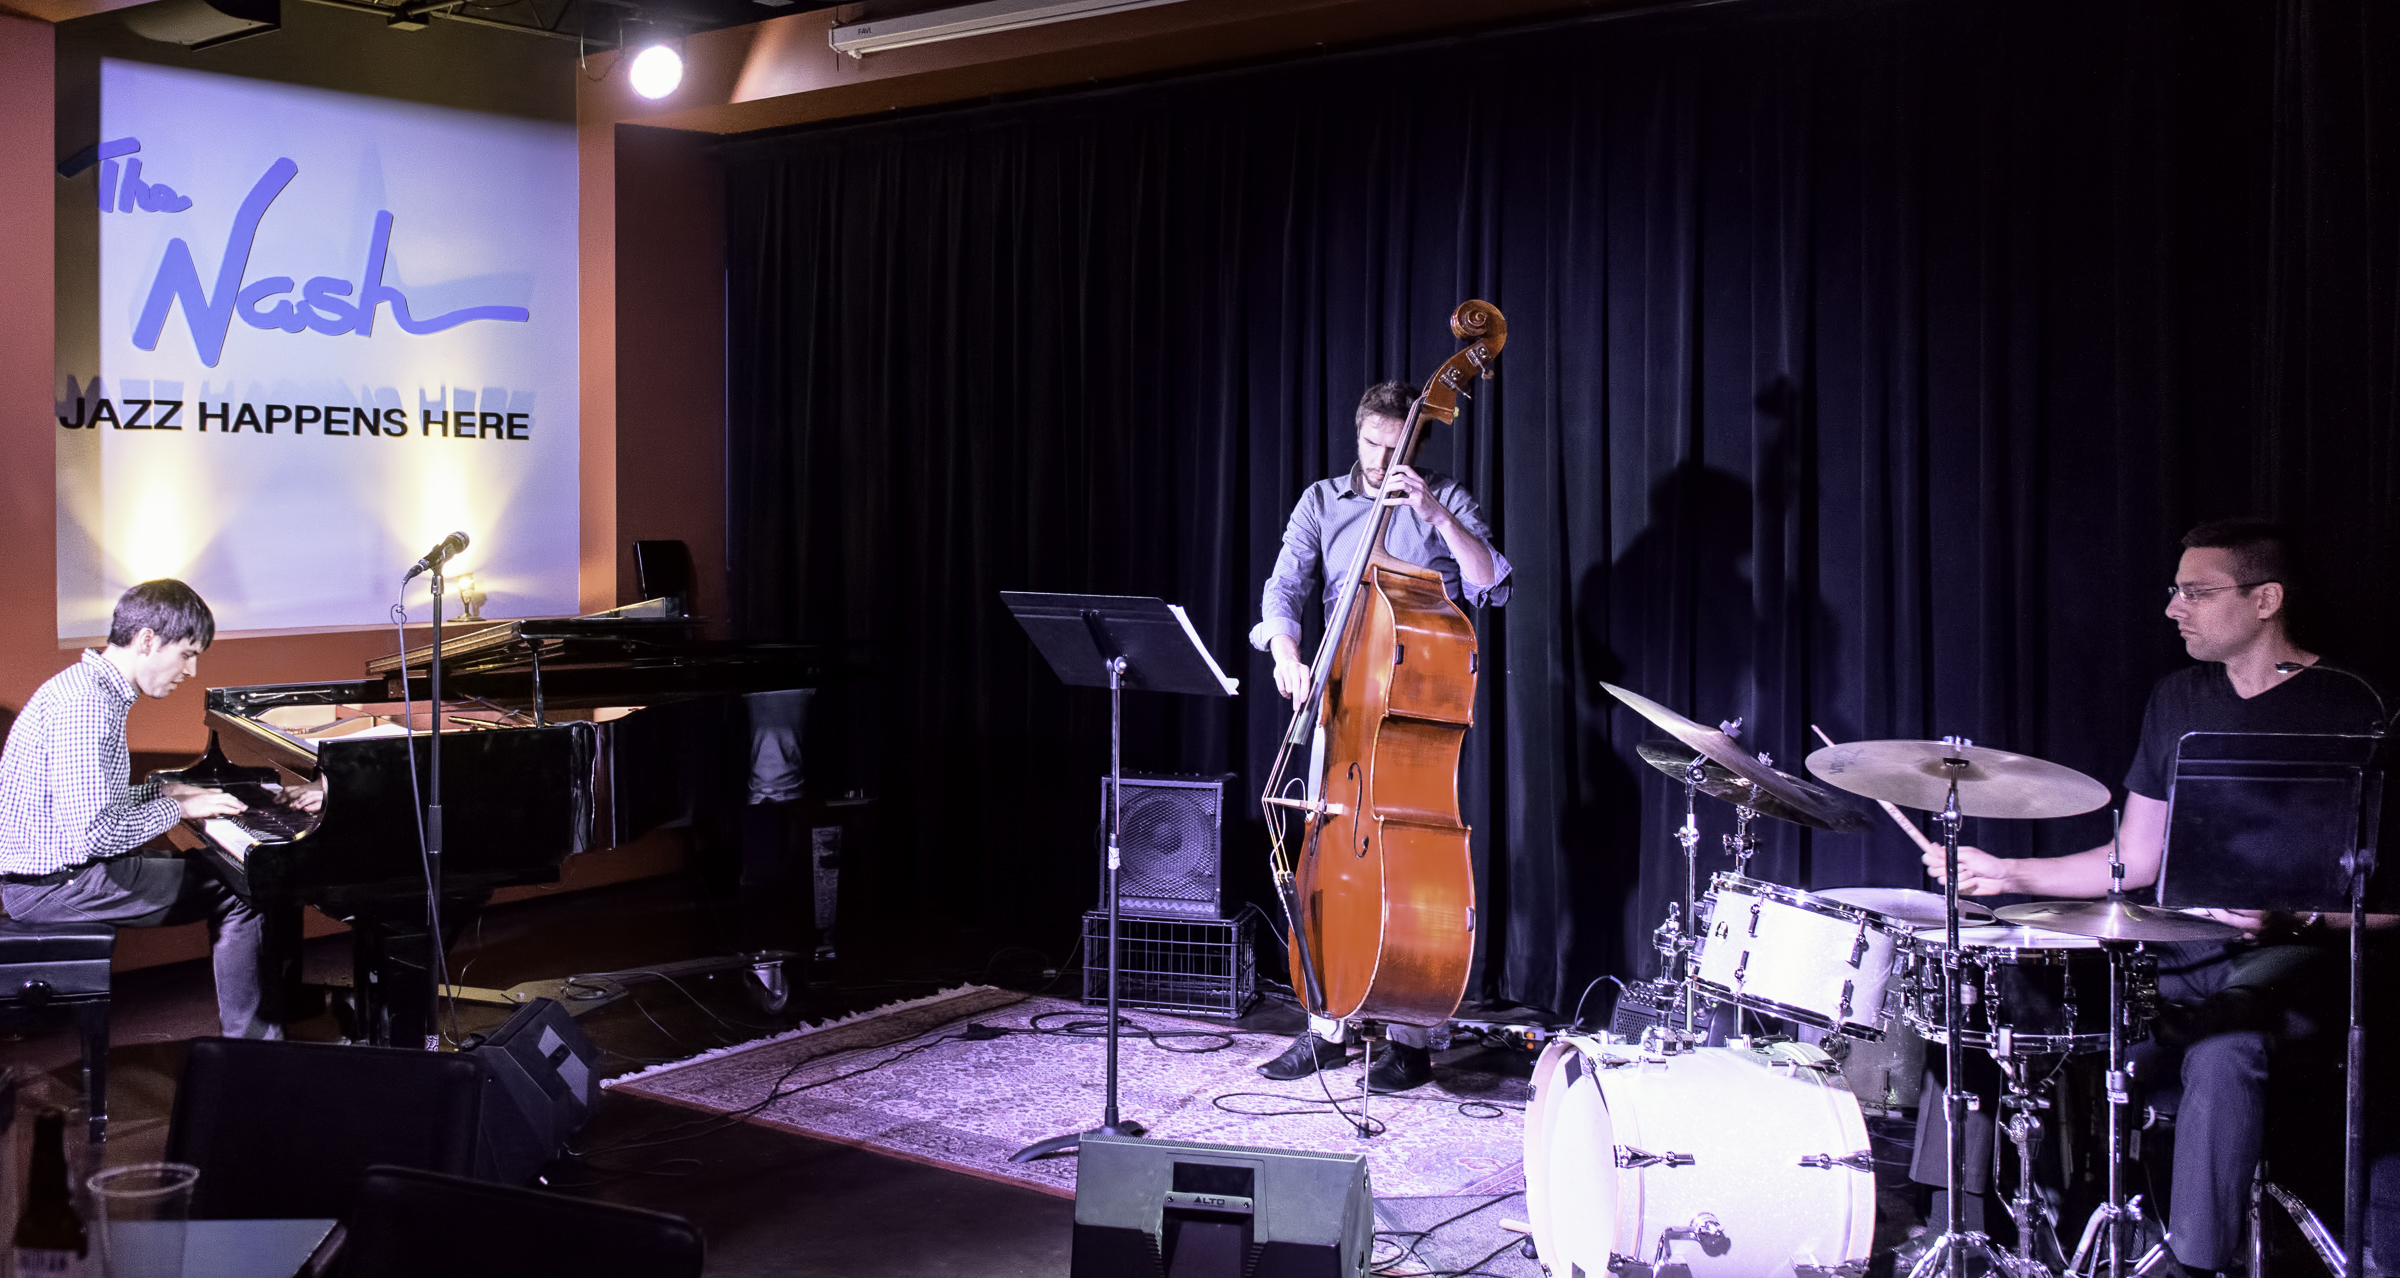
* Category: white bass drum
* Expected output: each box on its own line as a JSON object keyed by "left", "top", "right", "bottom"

{"left": 1524, "top": 1038, "right": 1876, "bottom": 1278}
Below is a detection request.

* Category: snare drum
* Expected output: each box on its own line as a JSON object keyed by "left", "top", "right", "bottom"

{"left": 1524, "top": 1038, "right": 1877, "bottom": 1278}
{"left": 1901, "top": 924, "right": 2157, "bottom": 1055}
{"left": 1692, "top": 874, "right": 1911, "bottom": 1040}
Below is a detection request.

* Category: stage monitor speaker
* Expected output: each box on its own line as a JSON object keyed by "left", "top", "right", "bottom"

{"left": 1100, "top": 773, "right": 1235, "bottom": 919}
{"left": 632, "top": 539, "right": 694, "bottom": 616}
{"left": 469, "top": 998, "right": 600, "bottom": 1185}
{"left": 1072, "top": 1131, "right": 1371, "bottom": 1278}
{"left": 122, "top": 0, "right": 279, "bottom": 50}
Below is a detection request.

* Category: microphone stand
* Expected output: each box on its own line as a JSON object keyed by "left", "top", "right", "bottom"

{"left": 423, "top": 562, "right": 446, "bottom": 1051}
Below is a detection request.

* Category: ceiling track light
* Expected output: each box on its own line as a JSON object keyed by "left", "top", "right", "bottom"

{"left": 828, "top": 0, "right": 1189, "bottom": 58}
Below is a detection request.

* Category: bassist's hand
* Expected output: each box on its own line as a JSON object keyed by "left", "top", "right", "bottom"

{"left": 1269, "top": 636, "right": 1313, "bottom": 702}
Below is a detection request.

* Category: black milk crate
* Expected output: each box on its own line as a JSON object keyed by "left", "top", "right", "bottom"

{"left": 1080, "top": 910, "right": 1256, "bottom": 1020}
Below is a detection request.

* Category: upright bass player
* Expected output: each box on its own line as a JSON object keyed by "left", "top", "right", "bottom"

{"left": 1250, "top": 375, "right": 1511, "bottom": 1093}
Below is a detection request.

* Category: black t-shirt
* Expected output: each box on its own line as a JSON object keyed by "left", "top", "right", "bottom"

{"left": 2124, "top": 662, "right": 2390, "bottom": 801}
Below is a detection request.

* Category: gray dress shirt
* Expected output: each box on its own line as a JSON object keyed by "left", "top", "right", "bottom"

{"left": 1249, "top": 463, "right": 1512, "bottom": 652}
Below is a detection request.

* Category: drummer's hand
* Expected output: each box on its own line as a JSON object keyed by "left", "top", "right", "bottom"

{"left": 1923, "top": 844, "right": 2012, "bottom": 896}
{"left": 2192, "top": 907, "right": 2269, "bottom": 939}
{"left": 1269, "top": 637, "right": 1312, "bottom": 702}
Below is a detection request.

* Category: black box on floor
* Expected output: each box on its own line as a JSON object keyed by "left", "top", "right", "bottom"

{"left": 1072, "top": 1130, "right": 1372, "bottom": 1278}
{"left": 471, "top": 997, "right": 600, "bottom": 1184}
{"left": 1080, "top": 910, "right": 1255, "bottom": 1020}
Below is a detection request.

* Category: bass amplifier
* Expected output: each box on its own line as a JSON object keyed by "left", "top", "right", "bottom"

{"left": 1099, "top": 773, "right": 1237, "bottom": 920}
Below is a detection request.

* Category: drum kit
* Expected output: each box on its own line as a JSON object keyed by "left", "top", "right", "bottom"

{"left": 1521, "top": 685, "right": 2247, "bottom": 1278}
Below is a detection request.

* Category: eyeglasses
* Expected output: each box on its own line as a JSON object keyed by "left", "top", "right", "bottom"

{"left": 2166, "top": 581, "right": 2269, "bottom": 603}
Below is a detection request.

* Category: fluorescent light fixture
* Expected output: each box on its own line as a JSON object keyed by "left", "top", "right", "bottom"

{"left": 629, "top": 44, "right": 684, "bottom": 99}
{"left": 829, "top": 0, "right": 1189, "bottom": 58}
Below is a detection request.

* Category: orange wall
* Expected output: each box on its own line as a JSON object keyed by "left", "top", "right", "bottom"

{"left": 0, "top": 15, "right": 61, "bottom": 733}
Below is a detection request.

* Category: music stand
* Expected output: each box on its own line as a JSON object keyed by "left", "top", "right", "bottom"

{"left": 2161, "top": 730, "right": 2387, "bottom": 1278}
{"left": 998, "top": 592, "right": 1238, "bottom": 1162}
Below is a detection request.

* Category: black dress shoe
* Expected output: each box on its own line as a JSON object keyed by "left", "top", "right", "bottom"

{"left": 1258, "top": 1032, "right": 1348, "bottom": 1081}
{"left": 1366, "top": 1042, "right": 1434, "bottom": 1093}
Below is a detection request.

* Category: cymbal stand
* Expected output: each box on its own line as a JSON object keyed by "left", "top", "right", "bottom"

{"left": 1723, "top": 775, "right": 1761, "bottom": 878}
{"left": 2068, "top": 814, "right": 2142, "bottom": 1278}
{"left": 1673, "top": 758, "right": 1707, "bottom": 1040}
{"left": 1909, "top": 741, "right": 2010, "bottom": 1278}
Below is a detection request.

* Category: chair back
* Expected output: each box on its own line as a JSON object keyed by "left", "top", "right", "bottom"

{"left": 166, "top": 1038, "right": 483, "bottom": 1220}
{"left": 337, "top": 1165, "right": 705, "bottom": 1278}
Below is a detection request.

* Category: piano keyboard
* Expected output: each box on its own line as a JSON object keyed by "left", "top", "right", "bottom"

{"left": 202, "top": 818, "right": 257, "bottom": 862}
{"left": 199, "top": 800, "right": 319, "bottom": 863}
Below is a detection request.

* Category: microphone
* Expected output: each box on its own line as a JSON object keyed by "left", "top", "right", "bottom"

{"left": 403, "top": 531, "right": 470, "bottom": 582}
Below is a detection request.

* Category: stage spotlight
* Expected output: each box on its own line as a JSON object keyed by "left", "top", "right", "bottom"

{"left": 629, "top": 43, "right": 683, "bottom": 99}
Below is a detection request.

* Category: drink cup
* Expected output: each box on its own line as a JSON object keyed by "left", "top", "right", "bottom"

{"left": 85, "top": 1162, "right": 200, "bottom": 1278}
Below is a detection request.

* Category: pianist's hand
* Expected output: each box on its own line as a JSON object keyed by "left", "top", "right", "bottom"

{"left": 176, "top": 789, "right": 246, "bottom": 820}
{"left": 284, "top": 786, "right": 325, "bottom": 814}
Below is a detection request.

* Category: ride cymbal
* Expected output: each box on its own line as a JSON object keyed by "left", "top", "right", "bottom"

{"left": 1996, "top": 898, "right": 2244, "bottom": 943}
{"left": 1634, "top": 741, "right": 1875, "bottom": 833}
{"left": 1804, "top": 739, "right": 2110, "bottom": 819}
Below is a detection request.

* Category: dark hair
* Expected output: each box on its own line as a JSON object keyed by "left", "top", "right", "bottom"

{"left": 2180, "top": 518, "right": 2294, "bottom": 592}
{"left": 1354, "top": 380, "right": 1416, "bottom": 428}
{"left": 107, "top": 579, "right": 216, "bottom": 650}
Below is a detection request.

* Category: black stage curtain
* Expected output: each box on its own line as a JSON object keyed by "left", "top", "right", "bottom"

{"left": 721, "top": 0, "right": 2400, "bottom": 1013}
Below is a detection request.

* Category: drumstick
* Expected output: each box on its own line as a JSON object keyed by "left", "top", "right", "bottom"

{"left": 1810, "top": 724, "right": 1943, "bottom": 857}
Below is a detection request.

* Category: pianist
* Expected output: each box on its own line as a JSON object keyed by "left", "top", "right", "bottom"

{"left": 0, "top": 579, "right": 302, "bottom": 1039}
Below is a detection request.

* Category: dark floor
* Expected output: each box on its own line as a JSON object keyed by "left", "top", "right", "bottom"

{"left": 2, "top": 878, "right": 1110, "bottom": 1277}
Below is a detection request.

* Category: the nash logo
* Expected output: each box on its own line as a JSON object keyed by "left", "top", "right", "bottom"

{"left": 63, "top": 138, "right": 531, "bottom": 367}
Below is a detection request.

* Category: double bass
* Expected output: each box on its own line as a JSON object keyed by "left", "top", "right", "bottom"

{"left": 1262, "top": 300, "right": 1507, "bottom": 1028}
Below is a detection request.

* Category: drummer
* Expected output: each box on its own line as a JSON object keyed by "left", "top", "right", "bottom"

{"left": 1931, "top": 519, "right": 2391, "bottom": 1277}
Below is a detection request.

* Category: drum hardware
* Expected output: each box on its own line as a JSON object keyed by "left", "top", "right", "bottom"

{"left": 1799, "top": 1151, "right": 1877, "bottom": 1172}
{"left": 1807, "top": 735, "right": 2109, "bottom": 1278}
{"left": 1616, "top": 1146, "right": 1698, "bottom": 1169}
{"left": 1991, "top": 1052, "right": 2070, "bottom": 1276}
{"left": 1630, "top": 1215, "right": 1733, "bottom": 1276}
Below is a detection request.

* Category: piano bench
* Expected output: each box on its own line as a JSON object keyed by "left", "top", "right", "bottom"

{"left": 0, "top": 918, "right": 117, "bottom": 1144}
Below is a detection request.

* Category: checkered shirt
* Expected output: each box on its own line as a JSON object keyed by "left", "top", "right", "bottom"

{"left": 0, "top": 650, "right": 184, "bottom": 876}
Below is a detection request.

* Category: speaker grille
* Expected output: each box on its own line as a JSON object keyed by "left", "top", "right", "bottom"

{"left": 1100, "top": 774, "right": 1230, "bottom": 920}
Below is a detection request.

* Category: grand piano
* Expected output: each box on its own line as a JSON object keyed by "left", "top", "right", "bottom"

{"left": 159, "top": 600, "right": 850, "bottom": 1046}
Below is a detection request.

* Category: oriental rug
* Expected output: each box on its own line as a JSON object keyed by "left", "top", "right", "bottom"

{"left": 603, "top": 988, "right": 1531, "bottom": 1204}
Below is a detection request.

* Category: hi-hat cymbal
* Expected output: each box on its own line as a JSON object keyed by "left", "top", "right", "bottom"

{"left": 1603, "top": 684, "right": 1872, "bottom": 834}
{"left": 1996, "top": 899, "right": 2245, "bottom": 943}
{"left": 1634, "top": 741, "right": 1874, "bottom": 833}
{"left": 1817, "top": 886, "right": 1995, "bottom": 929}
{"left": 1804, "top": 739, "right": 2110, "bottom": 819}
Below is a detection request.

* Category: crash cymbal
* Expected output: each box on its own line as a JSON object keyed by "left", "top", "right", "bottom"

{"left": 1635, "top": 741, "right": 1875, "bottom": 833}
{"left": 1817, "top": 886, "right": 1995, "bottom": 929}
{"left": 1804, "top": 739, "right": 2110, "bottom": 820}
{"left": 1996, "top": 898, "right": 2245, "bottom": 944}
{"left": 1603, "top": 685, "right": 1873, "bottom": 833}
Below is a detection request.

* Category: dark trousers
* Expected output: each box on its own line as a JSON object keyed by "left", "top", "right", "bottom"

{"left": 2144, "top": 940, "right": 2337, "bottom": 1272}
{"left": 2, "top": 850, "right": 288, "bottom": 1039}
